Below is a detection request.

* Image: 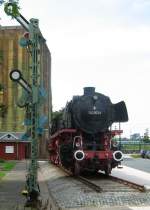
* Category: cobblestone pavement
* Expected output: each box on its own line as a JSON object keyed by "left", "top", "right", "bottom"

{"left": 1, "top": 160, "right": 150, "bottom": 210}
{"left": 39, "top": 161, "right": 150, "bottom": 209}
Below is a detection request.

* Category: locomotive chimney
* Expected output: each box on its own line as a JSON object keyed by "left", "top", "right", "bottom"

{"left": 84, "top": 87, "right": 95, "bottom": 96}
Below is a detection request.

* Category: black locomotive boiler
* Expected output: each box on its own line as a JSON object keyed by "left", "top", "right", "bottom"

{"left": 48, "top": 87, "right": 128, "bottom": 175}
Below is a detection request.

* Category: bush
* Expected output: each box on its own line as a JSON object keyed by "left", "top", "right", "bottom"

{"left": 0, "top": 159, "right": 5, "bottom": 163}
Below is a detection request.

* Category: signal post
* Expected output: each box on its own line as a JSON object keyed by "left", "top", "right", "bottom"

{"left": 1, "top": 1, "right": 46, "bottom": 207}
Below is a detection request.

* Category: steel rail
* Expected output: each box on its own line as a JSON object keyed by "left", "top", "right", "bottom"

{"left": 59, "top": 166, "right": 102, "bottom": 192}
{"left": 54, "top": 164, "right": 145, "bottom": 193}
{"left": 109, "top": 175, "right": 145, "bottom": 192}
{"left": 76, "top": 175, "right": 102, "bottom": 192}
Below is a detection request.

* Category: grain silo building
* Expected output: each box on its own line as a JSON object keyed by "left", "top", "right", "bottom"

{"left": 0, "top": 25, "right": 52, "bottom": 159}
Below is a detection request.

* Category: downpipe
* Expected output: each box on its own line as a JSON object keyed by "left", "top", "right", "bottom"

{"left": 113, "top": 150, "right": 123, "bottom": 162}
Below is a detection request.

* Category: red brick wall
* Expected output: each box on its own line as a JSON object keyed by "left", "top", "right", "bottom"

{"left": 0, "top": 142, "right": 27, "bottom": 160}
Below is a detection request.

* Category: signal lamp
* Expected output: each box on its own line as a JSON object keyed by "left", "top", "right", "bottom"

{"left": 10, "top": 69, "right": 32, "bottom": 93}
{"left": 23, "top": 32, "right": 29, "bottom": 39}
{"left": 10, "top": 69, "right": 22, "bottom": 81}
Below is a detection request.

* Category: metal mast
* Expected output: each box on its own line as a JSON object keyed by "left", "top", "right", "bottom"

{"left": 2, "top": 1, "right": 45, "bottom": 206}
{"left": 27, "top": 18, "right": 41, "bottom": 204}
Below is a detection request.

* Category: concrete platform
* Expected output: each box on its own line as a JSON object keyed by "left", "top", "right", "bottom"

{"left": 130, "top": 207, "right": 150, "bottom": 210}
{"left": 69, "top": 208, "right": 131, "bottom": 210}
{"left": 69, "top": 206, "right": 150, "bottom": 210}
{"left": 111, "top": 165, "right": 150, "bottom": 191}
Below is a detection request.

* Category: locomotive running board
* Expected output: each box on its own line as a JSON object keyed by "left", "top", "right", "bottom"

{"left": 50, "top": 129, "right": 77, "bottom": 139}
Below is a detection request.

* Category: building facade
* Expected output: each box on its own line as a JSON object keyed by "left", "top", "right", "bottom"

{"left": 0, "top": 26, "right": 29, "bottom": 132}
{"left": 0, "top": 132, "right": 30, "bottom": 160}
{"left": 0, "top": 25, "right": 52, "bottom": 159}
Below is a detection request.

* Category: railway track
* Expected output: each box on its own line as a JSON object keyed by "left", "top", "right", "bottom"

{"left": 60, "top": 166, "right": 145, "bottom": 193}
{"left": 110, "top": 174, "right": 145, "bottom": 192}
{"left": 39, "top": 161, "right": 150, "bottom": 209}
{"left": 75, "top": 175, "right": 103, "bottom": 192}
{"left": 78, "top": 172, "right": 145, "bottom": 193}
{"left": 74, "top": 174, "right": 144, "bottom": 194}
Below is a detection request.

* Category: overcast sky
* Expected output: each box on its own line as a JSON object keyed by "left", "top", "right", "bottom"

{"left": 1, "top": 0, "right": 150, "bottom": 137}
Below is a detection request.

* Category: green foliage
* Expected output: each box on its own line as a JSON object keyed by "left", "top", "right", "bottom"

{"left": 122, "top": 143, "right": 150, "bottom": 152}
{"left": 52, "top": 110, "right": 63, "bottom": 120}
{"left": 143, "top": 138, "right": 150, "bottom": 143}
{"left": 0, "top": 103, "right": 8, "bottom": 118}
{"left": 0, "top": 50, "right": 3, "bottom": 63}
{"left": 0, "top": 161, "right": 16, "bottom": 170}
{"left": 0, "top": 159, "right": 5, "bottom": 163}
{"left": 0, "top": 83, "right": 4, "bottom": 92}
{"left": 130, "top": 154, "right": 141, "bottom": 158}
{"left": 0, "top": 161, "right": 16, "bottom": 180}
{"left": 4, "top": 1, "right": 20, "bottom": 18}
{"left": 3, "top": 162, "right": 16, "bottom": 171}
{"left": 0, "top": 172, "right": 6, "bottom": 179}
{"left": 143, "top": 128, "right": 150, "bottom": 143}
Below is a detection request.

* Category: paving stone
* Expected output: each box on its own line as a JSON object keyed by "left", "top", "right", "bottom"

{"left": 39, "top": 161, "right": 150, "bottom": 209}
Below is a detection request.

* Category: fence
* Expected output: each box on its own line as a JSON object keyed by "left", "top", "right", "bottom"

{"left": 118, "top": 142, "right": 150, "bottom": 154}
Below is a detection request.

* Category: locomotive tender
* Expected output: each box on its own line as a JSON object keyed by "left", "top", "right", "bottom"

{"left": 48, "top": 87, "right": 128, "bottom": 175}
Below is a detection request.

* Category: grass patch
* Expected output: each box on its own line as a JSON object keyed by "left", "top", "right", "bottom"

{"left": 131, "top": 154, "right": 141, "bottom": 158}
{"left": 3, "top": 162, "right": 16, "bottom": 171}
{"left": 0, "top": 171, "right": 6, "bottom": 179}
{"left": 0, "top": 161, "right": 16, "bottom": 180}
{"left": 0, "top": 159, "right": 5, "bottom": 163}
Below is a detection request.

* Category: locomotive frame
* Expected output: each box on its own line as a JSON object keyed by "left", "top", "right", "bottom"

{"left": 48, "top": 128, "right": 123, "bottom": 175}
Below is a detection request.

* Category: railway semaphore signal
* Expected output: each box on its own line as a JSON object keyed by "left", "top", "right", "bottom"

{"left": 1, "top": 0, "right": 46, "bottom": 207}
{"left": 10, "top": 69, "right": 32, "bottom": 93}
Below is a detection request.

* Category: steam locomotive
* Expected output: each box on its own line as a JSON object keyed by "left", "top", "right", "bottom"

{"left": 48, "top": 87, "right": 128, "bottom": 175}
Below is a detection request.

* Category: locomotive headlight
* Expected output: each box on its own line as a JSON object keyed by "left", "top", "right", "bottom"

{"left": 113, "top": 151, "right": 123, "bottom": 162}
{"left": 74, "top": 150, "right": 85, "bottom": 161}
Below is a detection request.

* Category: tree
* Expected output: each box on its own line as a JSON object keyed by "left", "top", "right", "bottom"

{"left": 143, "top": 128, "right": 150, "bottom": 143}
